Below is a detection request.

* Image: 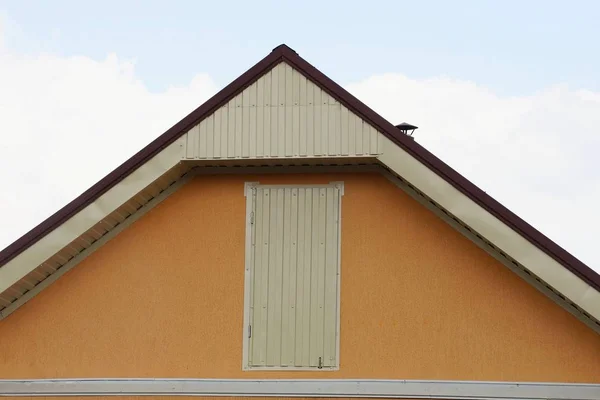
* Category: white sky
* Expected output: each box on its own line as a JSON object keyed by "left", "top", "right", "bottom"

{"left": 0, "top": 12, "right": 599, "bottom": 272}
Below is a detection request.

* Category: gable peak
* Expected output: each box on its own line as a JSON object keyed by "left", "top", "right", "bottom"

{"left": 271, "top": 44, "right": 298, "bottom": 56}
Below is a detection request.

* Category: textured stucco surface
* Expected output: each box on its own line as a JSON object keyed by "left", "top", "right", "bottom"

{"left": 0, "top": 172, "right": 599, "bottom": 381}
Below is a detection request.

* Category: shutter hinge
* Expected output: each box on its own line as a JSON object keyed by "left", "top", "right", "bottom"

{"left": 250, "top": 212, "right": 255, "bottom": 225}
{"left": 318, "top": 356, "right": 323, "bottom": 369}
{"left": 248, "top": 325, "right": 252, "bottom": 338}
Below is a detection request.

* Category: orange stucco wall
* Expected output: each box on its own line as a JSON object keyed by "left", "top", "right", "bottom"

{"left": 1, "top": 172, "right": 599, "bottom": 381}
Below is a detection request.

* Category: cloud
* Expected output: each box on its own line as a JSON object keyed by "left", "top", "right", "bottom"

{"left": 0, "top": 19, "right": 598, "bottom": 273}
{"left": 346, "top": 75, "right": 600, "bottom": 271}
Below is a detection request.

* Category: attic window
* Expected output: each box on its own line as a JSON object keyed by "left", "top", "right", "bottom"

{"left": 242, "top": 182, "right": 343, "bottom": 370}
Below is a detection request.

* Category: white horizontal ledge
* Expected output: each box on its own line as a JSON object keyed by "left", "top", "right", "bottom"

{"left": 1, "top": 379, "right": 599, "bottom": 400}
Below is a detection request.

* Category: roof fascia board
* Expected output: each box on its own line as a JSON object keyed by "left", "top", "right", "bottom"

{"left": 378, "top": 136, "right": 600, "bottom": 322}
{"left": 380, "top": 168, "right": 600, "bottom": 332}
{"left": 1, "top": 378, "right": 599, "bottom": 399}
{"left": 0, "top": 140, "right": 183, "bottom": 293}
{"left": 0, "top": 167, "right": 197, "bottom": 320}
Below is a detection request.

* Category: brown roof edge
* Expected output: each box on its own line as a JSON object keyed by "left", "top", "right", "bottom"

{"left": 0, "top": 45, "right": 288, "bottom": 267}
{"left": 1, "top": 44, "right": 599, "bottom": 294}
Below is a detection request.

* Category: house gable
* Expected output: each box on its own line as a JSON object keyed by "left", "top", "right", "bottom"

{"left": 0, "top": 44, "right": 599, "bottom": 341}
{"left": 0, "top": 173, "right": 599, "bottom": 382}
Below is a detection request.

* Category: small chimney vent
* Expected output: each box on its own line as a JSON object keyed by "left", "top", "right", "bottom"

{"left": 395, "top": 122, "right": 418, "bottom": 139}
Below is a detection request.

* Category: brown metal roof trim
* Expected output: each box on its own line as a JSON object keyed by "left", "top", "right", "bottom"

{"left": 1, "top": 44, "right": 599, "bottom": 293}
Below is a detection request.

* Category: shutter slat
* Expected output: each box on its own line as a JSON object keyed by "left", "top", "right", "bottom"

{"left": 259, "top": 188, "right": 271, "bottom": 365}
{"left": 324, "top": 187, "right": 339, "bottom": 366}
{"left": 266, "top": 188, "right": 284, "bottom": 366}
{"left": 280, "top": 188, "right": 292, "bottom": 366}
{"left": 300, "top": 188, "right": 313, "bottom": 366}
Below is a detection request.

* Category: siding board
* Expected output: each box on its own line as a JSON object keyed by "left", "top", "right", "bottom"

{"left": 324, "top": 187, "right": 339, "bottom": 367}
{"left": 300, "top": 188, "right": 312, "bottom": 367}
{"left": 242, "top": 86, "right": 250, "bottom": 158}
{"left": 228, "top": 98, "right": 236, "bottom": 158}
{"left": 288, "top": 188, "right": 299, "bottom": 366}
{"left": 280, "top": 188, "right": 291, "bottom": 366}
{"left": 257, "top": 189, "right": 271, "bottom": 365}
{"left": 314, "top": 88, "right": 322, "bottom": 156}
{"left": 248, "top": 82, "right": 257, "bottom": 158}
{"left": 182, "top": 62, "right": 381, "bottom": 159}
{"left": 270, "top": 67, "right": 278, "bottom": 157}
{"left": 341, "top": 106, "right": 349, "bottom": 156}
{"left": 199, "top": 117, "right": 207, "bottom": 159}
{"left": 285, "top": 64, "right": 294, "bottom": 157}
{"left": 277, "top": 65, "right": 286, "bottom": 157}
{"left": 320, "top": 90, "right": 328, "bottom": 156}
{"left": 299, "top": 75, "right": 307, "bottom": 157}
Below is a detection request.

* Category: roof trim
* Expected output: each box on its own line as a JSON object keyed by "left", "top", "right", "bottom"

{"left": 1, "top": 43, "right": 599, "bottom": 293}
{"left": 2, "top": 378, "right": 599, "bottom": 399}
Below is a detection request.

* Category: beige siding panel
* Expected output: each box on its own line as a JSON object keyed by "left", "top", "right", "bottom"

{"left": 206, "top": 114, "right": 214, "bottom": 159}
{"left": 306, "top": 81, "right": 314, "bottom": 156}
{"left": 181, "top": 62, "right": 382, "bottom": 160}
{"left": 314, "top": 88, "right": 322, "bottom": 156}
{"left": 287, "top": 188, "right": 298, "bottom": 365}
{"left": 324, "top": 187, "right": 340, "bottom": 367}
{"left": 236, "top": 94, "right": 242, "bottom": 157}
{"left": 198, "top": 119, "right": 207, "bottom": 159}
{"left": 310, "top": 188, "right": 326, "bottom": 367}
{"left": 341, "top": 107, "right": 349, "bottom": 156}
{"left": 285, "top": 64, "right": 293, "bottom": 157}
{"left": 254, "top": 188, "right": 270, "bottom": 366}
{"left": 228, "top": 98, "right": 236, "bottom": 158}
{"left": 362, "top": 120, "right": 370, "bottom": 155}
{"left": 213, "top": 107, "right": 222, "bottom": 158}
{"left": 221, "top": 103, "right": 229, "bottom": 157}
{"left": 241, "top": 86, "right": 250, "bottom": 158}
{"left": 299, "top": 75, "right": 308, "bottom": 156}
{"left": 270, "top": 66, "right": 278, "bottom": 156}
{"left": 266, "top": 188, "right": 283, "bottom": 367}
{"left": 277, "top": 67, "right": 286, "bottom": 157}
{"left": 320, "top": 90, "right": 328, "bottom": 156}
{"left": 247, "top": 184, "right": 341, "bottom": 369}
{"left": 280, "top": 188, "right": 292, "bottom": 366}
{"left": 185, "top": 124, "right": 198, "bottom": 159}
{"left": 292, "top": 70, "right": 300, "bottom": 156}
{"left": 260, "top": 74, "right": 269, "bottom": 157}
{"left": 247, "top": 82, "right": 256, "bottom": 158}
{"left": 298, "top": 188, "right": 312, "bottom": 366}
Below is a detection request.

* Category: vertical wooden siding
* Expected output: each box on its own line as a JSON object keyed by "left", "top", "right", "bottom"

{"left": 182, "top": 63, "right": 381, "bottom": 159}
{"left": 248, "top": 185, "right": 341, "bottom": 369}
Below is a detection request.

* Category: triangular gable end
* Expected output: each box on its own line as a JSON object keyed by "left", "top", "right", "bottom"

{"left": 180, "top": 61, "right": 382, "bottom": 160}
{"left": 0, "top": 45, "right": 599, "bottom": 333}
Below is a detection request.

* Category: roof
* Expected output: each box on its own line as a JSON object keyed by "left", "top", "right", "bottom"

{"left": 1, "top": 44, "right": 599, "bottom": 326}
